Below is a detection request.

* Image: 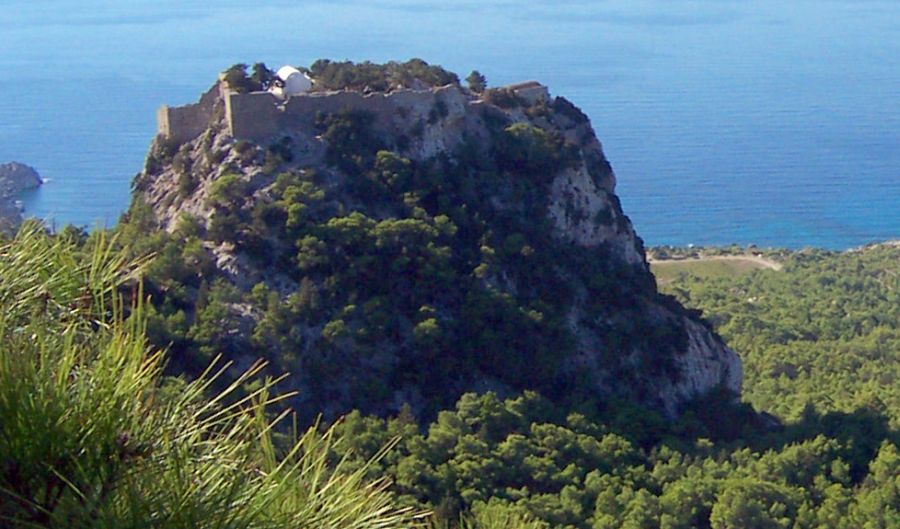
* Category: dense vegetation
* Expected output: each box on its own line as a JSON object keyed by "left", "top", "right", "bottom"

{"left": 221, "top": 62, "right": 276, "bottom": 93}
{"left": 659, "top": 245, "right": 900, "bottom": 428}
{"left": 221, "top": 59, "right": 461, "bottom": 94}
{"left": 321, "top": 246, "right": 899, "bottom": 529}
{"left": 330, "top": 391, "right": 897, "bottom": 529}
{"left": 2, "top": 224, "right": 897, "bottom": 528}
{"left": 306, "top": 59, "right": 460, "bottom": 92}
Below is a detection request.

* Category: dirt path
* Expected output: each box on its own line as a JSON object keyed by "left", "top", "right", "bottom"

{"left": 648, "top": 254, "right": 784, "bottom": 271}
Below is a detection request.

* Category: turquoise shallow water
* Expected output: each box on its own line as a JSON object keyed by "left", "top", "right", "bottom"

{"left": 1, "top": 0, "right": 898, "bottom": 248}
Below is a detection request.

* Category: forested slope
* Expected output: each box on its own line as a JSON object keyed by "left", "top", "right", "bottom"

{"left": 325, "top": 245, "right": 899, "bottom": 529}
{"left": 660, "top": 244, "right": 900, "bottom": 426}
{"left": 2, "top": 228, "right": 895, "bottom": 528}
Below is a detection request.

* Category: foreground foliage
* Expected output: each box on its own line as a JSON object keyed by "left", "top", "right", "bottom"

{"left": 0, "top": 224, "right": 420, "bottom": 529}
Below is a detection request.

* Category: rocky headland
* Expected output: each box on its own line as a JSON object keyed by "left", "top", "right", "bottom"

{"left": 128, "top": 61, "right": 742, "bottom": 420}
{"left": 0, "top": 162, "right": 42, "bottom": 231}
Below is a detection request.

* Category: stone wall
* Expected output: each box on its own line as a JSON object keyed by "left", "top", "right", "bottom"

{"left": 512, "top": 84, "right": 550, "bottom": 105}
{"left": 156, "top": 83, "right": 221, "bottom": 144}
{"left": 223, "top": 85, "right": 471, "bottom": 144}
{"left": 498, "top": 81, "right": 551, "bottom": 106}
{"left": 158, "top": 82, "right": 553, "bottom": 148}
{"left": 224, "top": 91, "right": 281, "bottom": 140}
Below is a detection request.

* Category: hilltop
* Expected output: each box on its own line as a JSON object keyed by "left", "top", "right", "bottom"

{"left": 122, "top": 60, "right": 741, "bottom": 421}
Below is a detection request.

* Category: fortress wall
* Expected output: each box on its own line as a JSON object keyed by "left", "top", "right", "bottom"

{"left": 158, "top": 81, "right": 473, "bottom": 148}
{"left": 225, "top": 84, "right": 469, "bottom": 145}
{"left": 225, "top": 91, "right": 281, "bottom": 141}
{"left": 277, "top": 85, "right": 465, "bottom": 134}
{"left": 225, "top": 90, "right": 405, "bottom": 143}
{"left": 279, "top": 91, "right": 399, "bottom": 129}
{"left": 158, "top": 105, "right": 206, "bottom": 145}
{"left": 157, "top": 83, "right": 222, "bottom": 144}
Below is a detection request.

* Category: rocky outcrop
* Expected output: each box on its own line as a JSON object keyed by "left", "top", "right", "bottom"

{"left": 136, "top": 71, "right": 742, "bottom": 418}
{"left": 0, "top": 162, "right": 42, "bottom": 195}
{"left": 0, "top": 162, "right": 42, "bottom": 231}
{"left": 652, "top": 310, "right": 742, "bottom": 417}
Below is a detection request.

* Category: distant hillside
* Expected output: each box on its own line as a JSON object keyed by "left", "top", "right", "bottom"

{"left": 660, "top": 243, "right": 900, "bottom": 427}
{"left": 120, "top": 60, "right": 740, "bottom": 421}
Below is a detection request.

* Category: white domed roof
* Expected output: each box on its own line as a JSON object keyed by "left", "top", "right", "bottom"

{"left": 275, "top": 65, "right": 312, "bottom": 96}
{"left": 276, "top": 65, "right": 303, "bottom": 81}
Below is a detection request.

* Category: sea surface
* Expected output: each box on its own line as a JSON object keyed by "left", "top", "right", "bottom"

{"left": 1, "top": 0, "right": 898, "bottom": 248}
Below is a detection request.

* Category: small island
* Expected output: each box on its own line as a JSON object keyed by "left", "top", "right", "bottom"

{"left": 0, "top": 161, "right": 42, "bottom": 231}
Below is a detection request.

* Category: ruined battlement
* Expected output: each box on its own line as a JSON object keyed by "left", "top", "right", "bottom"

{"left": 156, "top": 83, "right": 223, "bottom": 145}
{"left": 156, "top": 80, "right": 549, "bottom": 147}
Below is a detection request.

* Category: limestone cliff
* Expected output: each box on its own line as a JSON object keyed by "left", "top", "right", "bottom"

{"left": 131, "top": 65, "right": 741, "bottom": 419}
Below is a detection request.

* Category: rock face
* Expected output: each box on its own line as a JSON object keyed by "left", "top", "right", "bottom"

{"left": 134, "top": 71, "right": 741, "bottom": 419}
{"left": 0, "top": 162, "right": 42, "bottom": 230}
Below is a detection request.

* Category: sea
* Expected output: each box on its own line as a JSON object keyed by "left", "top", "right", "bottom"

{"left": 1, "top": 0, "right": 898, "bottom": 249}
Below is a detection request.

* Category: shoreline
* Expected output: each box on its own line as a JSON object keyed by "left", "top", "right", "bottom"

{"left": 648, "top": 239, "right": 900, "bottom": 259}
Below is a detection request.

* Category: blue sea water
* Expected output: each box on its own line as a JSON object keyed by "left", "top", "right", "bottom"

{"left": 1, "top": 0, "right": 898, "bottom": 248}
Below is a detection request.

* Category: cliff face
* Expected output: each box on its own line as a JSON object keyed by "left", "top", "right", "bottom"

{"left": 132, "top": 71, "right": 741, "bottom": 419}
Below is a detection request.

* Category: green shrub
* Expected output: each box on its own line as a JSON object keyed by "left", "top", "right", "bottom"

{"left": 221, "top": 63, "right": 266, "bottom": 93}
{"left": 267, "top": 136, "right": 295, "bottom": 163}
{"left": 495, "top": 123, "right": 574, "bottom": 181}
{"left": 177, "top": 170, "right": 197, "bottom": 197}
{"left": 308, "top": 58, "right": 459, "bottom": 92}
{"left": 207, "top": 211, "right": 242, "bottom": 243}
{"left": 207, "top": 173, "right": 248, "bottom": 211}
{"left": 316, "top": 110, "right": 384, "bottom": 175}
{"left": 483, "top": 88, "right": 526, "bottom": 109}
{"left": 466, "top": 70, "right": 487, "bottom": 93}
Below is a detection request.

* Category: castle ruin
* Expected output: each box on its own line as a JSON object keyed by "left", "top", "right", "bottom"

{"left": 156, "top": 78, "right": 550, "bottom": 147}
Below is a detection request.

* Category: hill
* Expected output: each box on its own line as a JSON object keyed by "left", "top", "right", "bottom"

{"left": 120, "top": 60, "right": 740, "bottom": 421}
